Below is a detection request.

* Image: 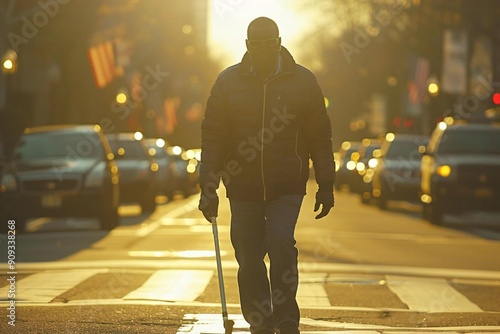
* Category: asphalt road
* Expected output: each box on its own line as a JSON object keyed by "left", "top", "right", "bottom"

{"left": 1, "top": 180, "right": 499, "bottom": 333}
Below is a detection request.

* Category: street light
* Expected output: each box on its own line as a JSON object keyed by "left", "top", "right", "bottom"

{"left": 427, "top": 75, "right": 439, "bottom": 97}
{"left": 1, "top": 50, "right": 18, "bottom": 74}
{"left": 115, "top": 91, "right": 128, "bottom": 104}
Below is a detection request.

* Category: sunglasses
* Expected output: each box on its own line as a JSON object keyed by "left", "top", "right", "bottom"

{"left": 246, "top": 37, "right": 280, "bottom": 49}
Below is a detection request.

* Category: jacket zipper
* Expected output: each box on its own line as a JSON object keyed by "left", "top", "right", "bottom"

{"left": 244, "top": 71, "right": 291, "bottom": 201}
{"left": 261, "top": 84, "right": 268, "bottom": 201}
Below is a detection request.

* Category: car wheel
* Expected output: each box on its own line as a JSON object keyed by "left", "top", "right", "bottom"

{"left": 428, "top": 202, "right": 443, "bottom": 226}
{"left": 360, "top": 192, "right": 371, "bottom": 205}
{"left": 140, "top": 191, "right": 157, "bottom": 213}
{"left": 422, "top": 202, "right": 431, "bottom": 220}
{"left": 376, "top": 196, "right": 387, "bottom": 210}
{"left": 182, "top": 187, "right": 194, "bottom": 198}
{"left": 99, "top": 205, "right": 119, "bottom": 230}
{"left": 165, "top": 190, "right": 175, "bottom": 201}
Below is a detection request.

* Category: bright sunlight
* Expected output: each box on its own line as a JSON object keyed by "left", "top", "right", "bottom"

{"left": 208, "top": 0, "right": 314, "bottom": 68}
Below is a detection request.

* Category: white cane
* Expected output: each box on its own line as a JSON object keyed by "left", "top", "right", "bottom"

{"left": 211, "top": 216, "right": 234, "bottom": 334}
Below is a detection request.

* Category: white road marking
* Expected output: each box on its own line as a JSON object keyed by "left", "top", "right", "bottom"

{"left": 160, "top": 217, "right": 205, "bottom": 225}
{"left": 297, "top": 273, "right": 330, "bottom": 307}
{"left": 387, "top": 275, "right": 483, "bottom": 312}
{"left": 123, "top": 269, "right": 213, "bottom": 302}
{"left": 177, "top": 314, "right": 500, "bottom": 333}
{"left": 177, "top": 313, "right": 249, "bottom": 334}
{"left": 0, "top": 269, "right": 108, "bottom": 303}
{"left": 15, "top": 260, "right": 500, "bottom": 281}
{"left": 112, "top": 197, "right": 200, "bottom": 237}
{"left": 161, "top": 197, "right": 200, "bottom": 218}
{"left": 127, "top": 250, "right": 226, "bottom": 258}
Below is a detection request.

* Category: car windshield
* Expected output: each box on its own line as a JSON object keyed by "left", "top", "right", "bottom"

{"left": 437, "top": 128, "right": 500, "bottom": 154}
{"left": 152, "top": 147, "right": 168, "bottom": 159}
{"left": 108, "top": 139, "right": 146, "bottom": 160}
{"left": 362, "top": 145, "right": 380, "bottom": 159}
{"left": 146, "top": 142, "right": 168, "bottom": 159}
{"left": 385, "top": 140, "right": 426, "bottom": 159}
{"left": 14, "top": 131, "right": 103, "bottom": 161}
{"left": 343, "top": 148, "right": 359, "bottom": 161}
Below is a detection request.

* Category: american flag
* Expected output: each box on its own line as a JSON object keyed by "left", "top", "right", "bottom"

{"left": 408, "top": 56, "right": 430, "bottom": 105}
{"left": 88, "top": 41, "right": 117, "bottom": 88}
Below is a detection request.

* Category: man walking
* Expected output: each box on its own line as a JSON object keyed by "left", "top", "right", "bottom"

{"left": 199, "top": 17, "right": 335, "bottom": 334}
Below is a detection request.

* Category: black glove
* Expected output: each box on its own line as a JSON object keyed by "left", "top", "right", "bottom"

{"left": 314, "top": 190, "right": 335, "bottom": 219}
{"left": 198, "top": 189, "right": 219, "bottom": 223}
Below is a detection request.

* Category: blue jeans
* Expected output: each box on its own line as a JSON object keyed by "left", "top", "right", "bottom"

{"left": 229, "top": 194, "right": 304, "bottom": 332}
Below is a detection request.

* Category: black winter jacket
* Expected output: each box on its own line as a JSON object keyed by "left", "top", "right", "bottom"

{"left": 200, "top": 47, "right": 335, "bottom": 201}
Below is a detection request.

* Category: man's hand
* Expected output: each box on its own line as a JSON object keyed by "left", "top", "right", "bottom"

{"left": 314, "top": 190, "right": 335, "bottom": 219}
{"left": 198, "top": 190, "right": 219, "bottom": 223}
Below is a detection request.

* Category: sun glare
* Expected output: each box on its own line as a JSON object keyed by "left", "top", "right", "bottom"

{"left": 208, "top": 0, "right": 311, "bottom": 68}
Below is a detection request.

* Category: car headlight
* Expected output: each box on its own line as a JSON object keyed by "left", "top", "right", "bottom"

{"left": 84, "top": 163, "right": 105, "bottom": 188}
{"left": 368, "top": 158, "right": 378, "bottom": 169}
{"left": 185, "top": 159, "right": 198, "bottom": 174}
{"left": 436, "top": 165, "right": 452, "bottom": 178}
{"left": 0, "top": 174, "right": 17, "bottom": 192}
{"left": 346, "top": 160, "right": 356, "bottom": 170}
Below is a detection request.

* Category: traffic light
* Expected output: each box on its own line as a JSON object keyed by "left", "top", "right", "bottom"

{"left": 393, "top": 116, "right": 414, "bottom": 128}
{"left": 485, "top": 92, "right": 500, "bottom": 120}
{"left": 493, "top": 92, "right": 500, "bottom": 105}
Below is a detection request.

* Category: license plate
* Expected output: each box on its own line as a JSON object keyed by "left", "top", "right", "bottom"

{"left": 41, "top": 195, "right": 62, "bottom": 208}
{"left": 473, "top": 187, "right": 492, "bottom": 199}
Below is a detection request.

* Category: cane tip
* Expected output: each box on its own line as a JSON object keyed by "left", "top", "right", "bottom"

{"left": 224, "top": 319, "right": 235, "bottom": 333}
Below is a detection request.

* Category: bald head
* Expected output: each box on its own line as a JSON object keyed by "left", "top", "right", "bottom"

{"left": 245, "top": 17, "right": 281, "bottom": 79}
{"left": 247, "top": 17, "right": 279, "bottom": 40}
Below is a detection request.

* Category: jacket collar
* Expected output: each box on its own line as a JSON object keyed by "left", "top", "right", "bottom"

{"left": 239, "top": 46, "right": 297, "bottom": 77}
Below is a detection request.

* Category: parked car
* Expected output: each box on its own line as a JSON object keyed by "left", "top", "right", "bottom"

{"left": 0, "top": 125, "right": 120, "bottom": 232}
{"left": 371, "top": 133, "right": 428, "bottom": 209}
{"left": 350, "top": 138, "right": 382, "bottom": 196}
{"left": 106, "top": 132, "right": 157, "bottom": 213}
{"left": 352, "top": 138, "right": 382, "bottom": 203}
{"left": 334, "top": 140, "right": 361, "bottom": 190}
{"left": 420, "top": 118, "right": 500, "bottom": 225}
{"left": 145, "top": 138, "right": 177, "bottom": 200}
{"left": 166, "top": 146, "right": 200, "bottom": 198}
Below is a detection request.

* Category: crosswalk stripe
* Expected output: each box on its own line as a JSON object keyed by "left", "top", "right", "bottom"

{"left": 0, "top": 269, "right": 108, "bottom": 303}
{"left": 387, "top": 275, "right": 483, "bottom": 312}
{"left": 297, "top": 273, "right": 330, "bottom": 307}
{"left": 123, "top": 269, "right": 213, "bottom": 302}
{"left": 178, "top": 313, "right": 500, "bottom": 333}
{"left": 0, "top": 267, "right": 494, "bottom": 314}
{"left": 177, "top": 313, "right": 249, "bottom": 334}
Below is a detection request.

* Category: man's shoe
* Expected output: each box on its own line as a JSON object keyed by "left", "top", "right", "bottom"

{"left": 277, "top": 321, "right": 300, "bottom": 334}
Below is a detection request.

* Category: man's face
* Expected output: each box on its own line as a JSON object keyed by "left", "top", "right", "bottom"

{"left": 246, "top": 26, "right": 281, "bottom": 76}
